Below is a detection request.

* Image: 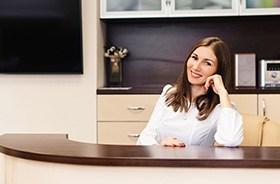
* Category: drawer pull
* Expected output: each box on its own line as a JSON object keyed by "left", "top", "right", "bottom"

{"left": 262, "top": 99, "right": 266, "bottom": 116}
{"left": 127, "top": 134, "right": 140, "bottom": 138}
{"left": 127, "top": 106, "right": 145, "bottom": 110}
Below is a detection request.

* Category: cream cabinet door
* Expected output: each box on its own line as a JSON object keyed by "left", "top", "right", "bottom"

{"left": 258, "top": 94, "right": 280, "bottom": 123}
{"left": 97, "top": 95, "right": 159, "bottom": 121}
{"left": 98, "top": 122, "right": 147, "bottom": 145}
{"left": 229, "top": 94, "right": 258, "bottom": 115}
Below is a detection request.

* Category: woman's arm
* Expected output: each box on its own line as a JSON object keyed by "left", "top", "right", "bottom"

{"left": 136, "top": 85, "right": 171, "bottom": 146}
{"left": 205, "top": 74, "right": 244, "bottom": 146}
{"left": 214, "top": 107, "right": 244, "bottom": 147}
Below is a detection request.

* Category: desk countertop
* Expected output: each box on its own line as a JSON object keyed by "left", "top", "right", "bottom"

{"left": 0, "top": 134, "right": 280, "bottom": 168}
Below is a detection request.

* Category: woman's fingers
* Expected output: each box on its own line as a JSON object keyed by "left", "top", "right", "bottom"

{"left": 160, "top": 136, "right": 186, "bottom": 147}
{"left": 204, "top": 77, "right": 214, "bottom": 91}
{"left": 204, "top": 74, "right": 225, "bottom": 94}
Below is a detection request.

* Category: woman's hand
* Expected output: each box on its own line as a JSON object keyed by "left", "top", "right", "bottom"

{"left": 160, "top": 136, "right": 186, "bottom": 147}
{"left": 204, "top": 74, "right": 226, "bottom": 95}
{"left": 204, "top": 74, "right": 232, "bottom": 108}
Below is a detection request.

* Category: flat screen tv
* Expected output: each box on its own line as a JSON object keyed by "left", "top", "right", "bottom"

{"left": 0, "top": 0, "right": 83, "bottom": 74}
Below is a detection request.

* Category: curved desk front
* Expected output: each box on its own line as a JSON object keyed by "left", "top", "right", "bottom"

{"left": 0, "top": 134, "right": 280, "bottom": 184}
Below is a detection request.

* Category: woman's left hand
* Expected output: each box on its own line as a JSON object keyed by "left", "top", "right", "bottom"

{"left": 204, "top": 74, "right": 226, "bottom": 95}
{"left": 204, "top": 74, "right": 232, "bottom": 108}
{"left": 160, "top": 136, "right": 186, "bottom": 147}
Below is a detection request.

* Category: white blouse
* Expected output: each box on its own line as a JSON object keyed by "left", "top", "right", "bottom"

{"left": 136, "top": 84, "right": 244, "bottom": 147}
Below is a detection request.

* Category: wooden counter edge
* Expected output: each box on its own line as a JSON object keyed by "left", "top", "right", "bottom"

{"left": 1, "top": 134, "right": 280, "bottom": 168}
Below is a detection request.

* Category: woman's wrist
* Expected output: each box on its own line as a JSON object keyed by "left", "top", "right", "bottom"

{"left": 218, "top": 89, "right": 232, "bottom": 108}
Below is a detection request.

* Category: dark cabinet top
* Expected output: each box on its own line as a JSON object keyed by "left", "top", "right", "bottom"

{"left": 0, "top": 134, "right": 280, "bottom": 168}
{"left": 97, "top": 87, "right": 280, "bottom": 94}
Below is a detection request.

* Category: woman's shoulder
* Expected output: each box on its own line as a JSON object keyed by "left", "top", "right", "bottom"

{"left": 161, "top": 84, "right": 176, "bottom": 96}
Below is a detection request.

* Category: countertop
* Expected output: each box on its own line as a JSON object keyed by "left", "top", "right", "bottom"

{"left": 1, "top": 134, "right": 280, "bottom": 168}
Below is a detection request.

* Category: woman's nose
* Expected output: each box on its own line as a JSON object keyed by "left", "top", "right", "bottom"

{"left": 193, "top": 61, "right": 201, "bottom": 71}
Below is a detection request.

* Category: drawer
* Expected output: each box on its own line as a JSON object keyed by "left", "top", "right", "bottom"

{"left": 97, "top": 95, "right": 159, "bottom": 121}
{"left": 229, "top": 94, "right": 258, "bottom": 115}
{"left": 98, "top": 122, "right": 147, "bottom": 145}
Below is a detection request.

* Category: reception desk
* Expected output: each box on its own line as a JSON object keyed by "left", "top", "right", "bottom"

{"left": 1, "top": 134, "right": 280, "bottom": 184}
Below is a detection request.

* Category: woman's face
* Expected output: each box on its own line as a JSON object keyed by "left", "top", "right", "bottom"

{"left": 187, "top": 46, "right": 218, "bottom": 86}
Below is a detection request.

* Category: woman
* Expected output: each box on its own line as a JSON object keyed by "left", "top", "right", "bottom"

{"left": 136, "top": 37, "right": 243, "bottom": 147}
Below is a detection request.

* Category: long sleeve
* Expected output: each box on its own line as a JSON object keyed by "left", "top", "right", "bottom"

{"left": 136, "top": 85, "right": 171, "bottom": 145}
{"left": 214, "top": 107, "right": 244, "bottom": 147}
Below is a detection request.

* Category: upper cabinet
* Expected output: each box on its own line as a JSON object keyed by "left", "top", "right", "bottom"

{"left": 100, "top": 0, "right": 280, "bottom": 19}
{"left": 100, "top": 0, "right": 237, "bottom": 19}
{"left": 100, "top": 0, "right": 168, "bottom": 19}
{"left": 240, "top": 0, "right": 280, "bottom": 16}
{"left": 169, "top": 0, "right": 238, "bottom": 17}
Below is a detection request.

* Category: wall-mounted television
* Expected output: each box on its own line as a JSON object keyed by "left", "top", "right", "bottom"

{"left": 0, "top": 0, "right": 83, "bottom": 74}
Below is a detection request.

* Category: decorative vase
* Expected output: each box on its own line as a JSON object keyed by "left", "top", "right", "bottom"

{"left": 107, "top": 56, "right": 122, "bottom": 87}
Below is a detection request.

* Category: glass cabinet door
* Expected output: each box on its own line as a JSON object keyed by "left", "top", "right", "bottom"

{"left": 100, "top": 0, "right": 167, "bottom": 19}
{"left": 169, "top": 0, "right": 238, "bottom": 17}
{"left": 240, "top": 0, "right": 280, "bottom": 15}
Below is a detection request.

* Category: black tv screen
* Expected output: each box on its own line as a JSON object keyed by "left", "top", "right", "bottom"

{"left": 0, "top": 0, "right": 83, "bottom": 74}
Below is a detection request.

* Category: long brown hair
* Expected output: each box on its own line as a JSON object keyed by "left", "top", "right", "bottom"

{"left": 165, "top": 37, "right": 231, "bottom": 120}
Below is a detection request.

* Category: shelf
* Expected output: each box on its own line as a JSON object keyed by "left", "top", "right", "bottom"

{"left": 230, "top": 87, "right": 280, "bottom": 94}
{"left": 97, "top": 87, "right": 162, "bottom": 94}
{"left": 97, "top": 87, "right": 280, "bottom": 95}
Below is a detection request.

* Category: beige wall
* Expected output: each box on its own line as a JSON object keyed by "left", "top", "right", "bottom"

{"left": 0, "top": 1, "right": 101, "bottom": 183}
{"left": 0, "top": 0, "right": 99, "bottom": 142}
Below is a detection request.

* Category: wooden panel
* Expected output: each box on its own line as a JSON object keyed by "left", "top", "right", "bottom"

{"left": 105, "top": 16, "right": 280, "bottom": 88}
{"left": 229, "top": 94, "right": 258, "bottom": 115}
{"left": 97, "top": 95, "right": 159, "bottom": 121}
{"left": 98, "top": 122, "right": 147, "bottom": 145}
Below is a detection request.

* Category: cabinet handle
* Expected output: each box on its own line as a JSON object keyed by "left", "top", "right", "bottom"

{"left": 127, "top": 134, "right": 140, "bottom": 138}
{"left": 262, "top": 99, "right": 266, "bottom": 116}
{"left": 166, "top": 0, "right": 171, "bottom": 6}
{"left": 127, "top": 106, "right": 145, "bottom": 110}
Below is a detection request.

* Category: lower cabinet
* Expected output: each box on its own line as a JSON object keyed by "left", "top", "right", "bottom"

{"left": 231, "top": 94, "right": 280, "bottom": 123}
{"left": 258, "top": 94, "right": 280, "bottom": 123}
{"left": 229, "top": 94, "right": 258, "bottom": 115}
{"left": 97, "top": 94, "right": 159, "bottom": 145}
{"left": 98, "top": 122, "right": 147, "bottom": 145}
{"left": 97, "top": 94, "right": 278, "bottom": 145}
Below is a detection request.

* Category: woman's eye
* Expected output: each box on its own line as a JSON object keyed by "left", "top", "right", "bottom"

{"left": 191, "top": 56, "right": 198, "bottom": 60}
{"left": 206, "top": 62, "right": 212, "bottom": 66}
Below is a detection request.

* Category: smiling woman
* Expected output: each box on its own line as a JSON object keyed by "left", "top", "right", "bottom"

{"left": 187, "top": 46, "right": 218, "bottom": 87}
{"left": 136, "top": 37, "right": 243, "bottom": 147}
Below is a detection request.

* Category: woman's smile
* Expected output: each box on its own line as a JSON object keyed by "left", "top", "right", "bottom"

{"left": 190, "top": 70, "right": 202, "bottom": 78}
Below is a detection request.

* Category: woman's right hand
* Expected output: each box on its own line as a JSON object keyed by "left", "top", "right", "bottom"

{"left": 160, "top": 136, "right": 186, "bottom": 147}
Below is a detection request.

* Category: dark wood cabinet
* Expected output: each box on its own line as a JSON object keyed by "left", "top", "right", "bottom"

{"left": 102, "top": 16, "right": 280, "bottom": 93}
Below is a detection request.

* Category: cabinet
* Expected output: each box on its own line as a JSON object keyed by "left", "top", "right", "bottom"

{"left": 230, "top": 94, "right": 280, "bottom": 123}
{"left": 231, "top": 94, "right": 280, "bottom": 123}
{"left": 100, "top": 0, "right": 238, "bottom": 19}
{"left": 97, "top": 94, "right": 259, "bottom": 145}
{"left": 169, "top": 0, "right": 238, "bottom": 17}
{"left": 100, "top": 0, "right": 167, "bottom": 19}
{"left": 240, "top": 0, "right": 280, "bottom": 16}
{"left": 229, "top": 94, "right": 258, "bottom": 115}
{"left": 258, "top": 94, "right": 280, "bottom": 123}
{"left": 100, "top": 0, "right": 280, "bottom": 19}
{"left": 97, "top": 95, "right": 159, "bottom": 145}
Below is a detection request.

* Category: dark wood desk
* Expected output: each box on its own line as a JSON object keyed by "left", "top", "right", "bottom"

{"left": 0, "top": 134, "right": 280, "bottom": 168}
